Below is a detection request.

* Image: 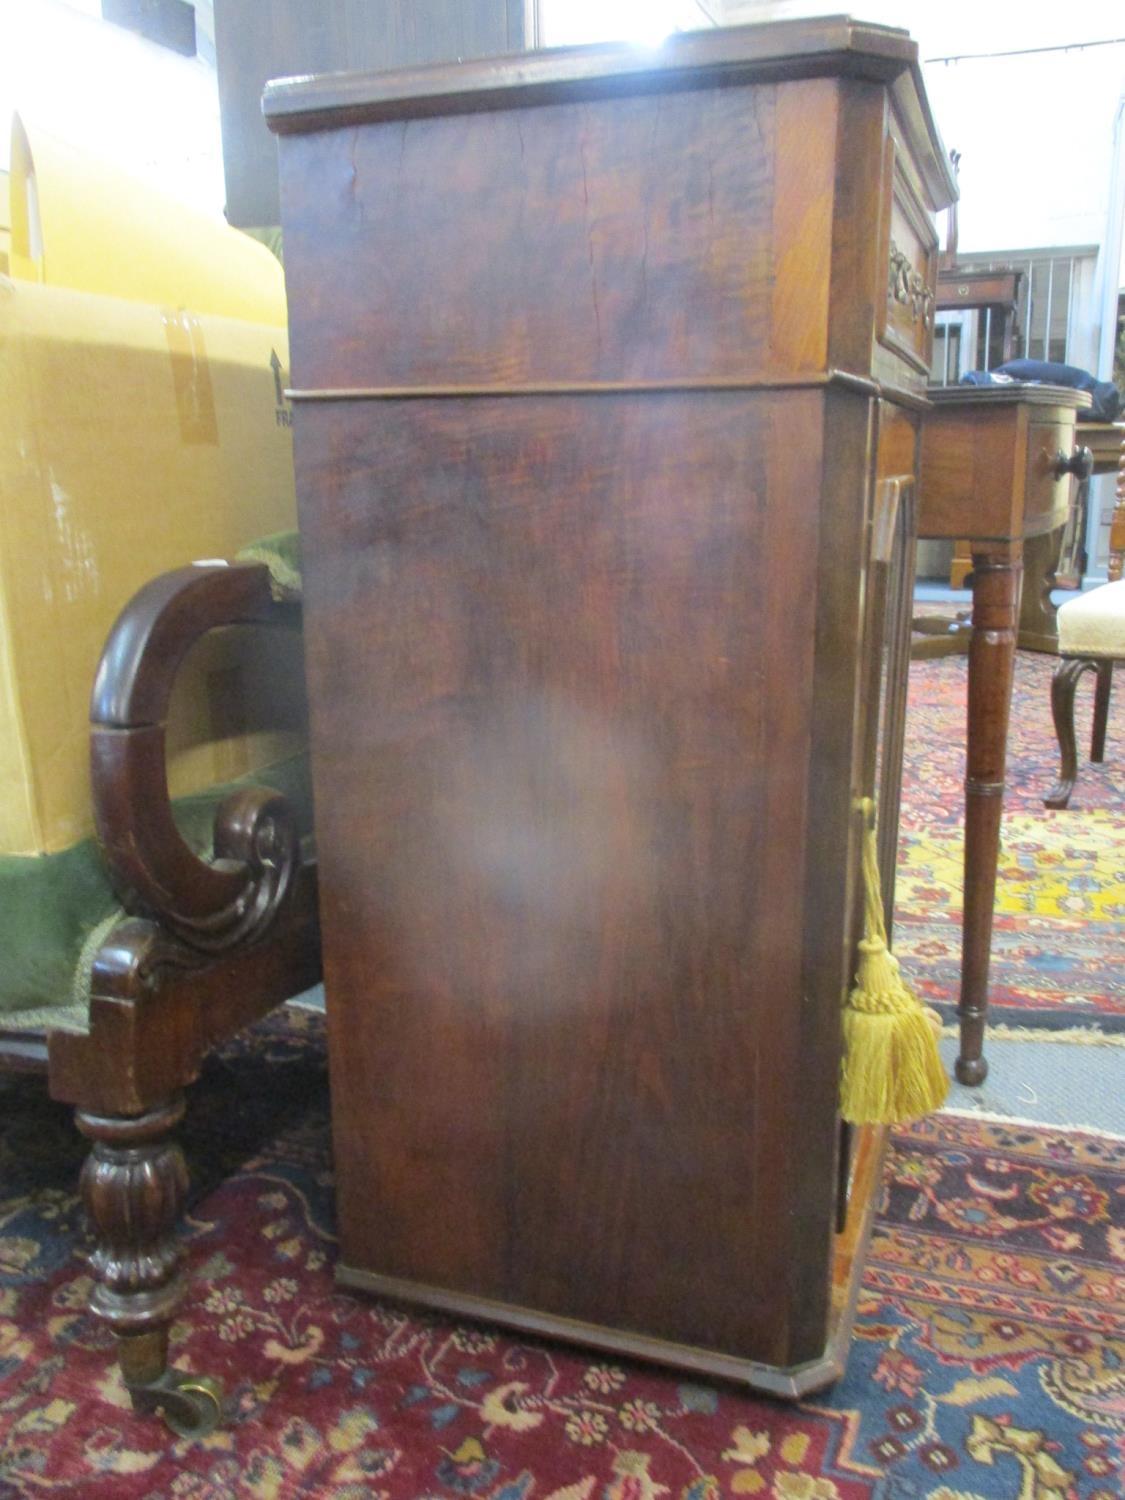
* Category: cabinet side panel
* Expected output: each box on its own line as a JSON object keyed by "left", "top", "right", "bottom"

{"left": 788, "top": 388, "right": 876, "bottom": 1362}
{"left": 277, "top": 78, "right": 841, "bottom": 389}
{"left": 295, "top": 389, "right": 829, "bottom": 1362}
{"left": 827, "top": 81, "right": 886, "bottom": 378}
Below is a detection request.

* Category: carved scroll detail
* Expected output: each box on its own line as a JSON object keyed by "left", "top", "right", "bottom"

{"left": 90, "top": 563, "right": 302, "bottom": 955}
{"left": 888, "top": 239, "right": 934, "bottom": 329}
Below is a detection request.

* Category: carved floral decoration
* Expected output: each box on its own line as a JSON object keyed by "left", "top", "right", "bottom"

{"left": 888, "top": 238, "right": 935, "bottom": 328}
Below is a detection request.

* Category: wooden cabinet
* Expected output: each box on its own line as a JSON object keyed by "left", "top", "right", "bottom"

{"left": 266, "top": 17, "right": 955, "bottom": 1397}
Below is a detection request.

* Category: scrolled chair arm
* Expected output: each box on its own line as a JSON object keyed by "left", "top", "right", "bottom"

{"left": 90, "top": 562, "right": 303, "bottom": 955}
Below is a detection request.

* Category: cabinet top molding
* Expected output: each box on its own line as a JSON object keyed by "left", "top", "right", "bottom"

{"left": 262, "top": 14, "right": 956, "bottom": 210}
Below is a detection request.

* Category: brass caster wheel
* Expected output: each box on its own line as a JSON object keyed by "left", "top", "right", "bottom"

{"left": 130, "top": 1372, "right": 224, "bottom": 1439}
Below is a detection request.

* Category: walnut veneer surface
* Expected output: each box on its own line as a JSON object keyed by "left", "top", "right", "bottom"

{"left": 266, "top": 17, "right": 956, "bottom": 1396}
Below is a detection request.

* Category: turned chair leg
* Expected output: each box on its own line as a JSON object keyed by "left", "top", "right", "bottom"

{"left": 1091, "top": 660, "right": 1113, "bottom": 763}
{"left": 76, "top": 1094, "right": 223, "bottom": 1438}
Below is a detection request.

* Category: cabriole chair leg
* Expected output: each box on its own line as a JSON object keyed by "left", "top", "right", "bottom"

{"left": 1044, "top": 655, "right": 1096, "bottom": 809}
{"left": 1090, "top": 659, "right": 1113, "bottom": 763}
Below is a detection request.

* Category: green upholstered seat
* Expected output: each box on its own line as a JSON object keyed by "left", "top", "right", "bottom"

{"left": 235, "top": 531, "right": 302, "bottom": 598}
{"left": 1, "top": 534, "right": 309, "bottom": 1038}
{"left": 0, "top": 752, "right": 314, "bottom": 1034}
{"left": 1, "top": 532, "right": 309, "bottom": 1036}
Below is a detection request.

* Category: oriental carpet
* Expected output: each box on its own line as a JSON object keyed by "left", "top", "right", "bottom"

{"left": 1, "top": 1007, "right": 1124, "bottom": 1500}
{"left": 897, "top": 651, "right": 1124, "bottom": 1035}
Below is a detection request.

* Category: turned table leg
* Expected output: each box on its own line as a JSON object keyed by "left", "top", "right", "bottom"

{"left": 77, "top": 1094, "right": 223, "bottom": 1437}
{"left": 958, "top": 544, "right": 1021, "bottom": 1086}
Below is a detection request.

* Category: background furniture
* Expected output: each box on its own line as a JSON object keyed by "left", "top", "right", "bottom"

{"left": 0, "top": 560, "right": 320, "bottom": 1438}
{"left": 0, "top": 119, "right": 317, "bottom": 1435}
{"left": 1017, "top": 420, "right": 1122, "bottom": 653}
{"left": 1082, "top": 420, "right": 1125, "bottom": 584}
{"left": 917, "top": 384, "right": 1091, "bottom": 1084}
{"left": 932, "top": 253, "right": 1023, "bottom": 591}
{"left": 911, "top": 416, "right": 1111, "bottom": 663}
{"left": 1045, "top": 442, "right": 1125, "bottom": 807}
{"left": 267, "top": 18, "right": 955, "bottom": 1396}
{"left": 1044, "top": 581, "right": 1124, "bottom": 808}
{"left": 1107, "top": 426, "right": 1125, "bottom": 582}
{"left": 934, "top": 265, "right": 1023, "bottom": 390}
{"left": 213, "top": 0, "right": 530, "bottom": 227}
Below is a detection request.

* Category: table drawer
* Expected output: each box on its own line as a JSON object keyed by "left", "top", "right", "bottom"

{"left": 1024, "top": 418, "right": 1078, "bottom": 535}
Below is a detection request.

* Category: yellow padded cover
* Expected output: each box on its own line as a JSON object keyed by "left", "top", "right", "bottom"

{"left": 7, "top": 115, "right": 285, "bottom": 324}
{"left": 0, "top": 273, "right": 304, "bottom": 855}
{"left": 1057, "top": 579, "right": 1125, "bottom": 659}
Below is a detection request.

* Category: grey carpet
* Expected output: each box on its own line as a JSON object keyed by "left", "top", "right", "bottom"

{"left": 289, "top": 987, "right": 1124, "bottom": 1137}
{"left": 939, "top": 1033, "right": 1124, "bottom": 1137}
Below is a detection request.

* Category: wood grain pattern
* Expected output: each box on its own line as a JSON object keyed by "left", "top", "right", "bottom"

{"left": 339, "top": 1120, "right": 886, "bottom": 1401}
{"left": 271, "top": 18, "right": 953, "bottom": 1392}
{"left": 919, "top": 389, "right": 1090, "bottom": 542}
{"left": 300, "top": 391, "right": 830, "bottom": 1359}
{"left": 770, "top": 81, "right": 836, "bottom": 372}
{"left": 826, "top": 81, "right": 886, "bottom": 380}
{"left": 281, "top": 81, "right": 833, "bottom": 391}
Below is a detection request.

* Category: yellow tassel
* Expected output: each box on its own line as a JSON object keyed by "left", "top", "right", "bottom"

{"left": 840, "top": 799, "right": 949, "bottom": 1125}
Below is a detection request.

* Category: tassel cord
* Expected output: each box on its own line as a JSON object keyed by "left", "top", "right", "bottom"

{"left": 840, "top": 797, "right": 949, "bottom": 1125}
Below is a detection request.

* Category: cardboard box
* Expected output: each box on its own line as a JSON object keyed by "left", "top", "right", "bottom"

{"left": 0, "top": 123, "right": 305, "bottom": 856}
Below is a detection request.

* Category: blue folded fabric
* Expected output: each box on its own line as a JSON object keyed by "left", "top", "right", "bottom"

{"left": 960, "top": 360, "right": 1121, "bottom": 421}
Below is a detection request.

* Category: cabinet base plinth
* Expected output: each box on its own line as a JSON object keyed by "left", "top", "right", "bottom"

{"left": 337, "top": 1128, "right": 886, "bottom": 1402}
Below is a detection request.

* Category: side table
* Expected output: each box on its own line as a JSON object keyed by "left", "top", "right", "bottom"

{"left": 918, "top": 384, "right": 1092, "bottom": 1083}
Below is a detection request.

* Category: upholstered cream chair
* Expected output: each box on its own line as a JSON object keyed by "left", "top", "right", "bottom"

{"left": 1044, "top": 440, "right": 1124, "bottom": 808}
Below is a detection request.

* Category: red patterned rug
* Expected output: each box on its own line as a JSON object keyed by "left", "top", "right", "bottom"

{"left": 898, "top": 651, "right": 1124, "bottom": 1033}
{"left": 1, "top": 1008, "right": 1124, "bottom": 1498}
{"left": 901, "top": 648, "right": 1124, "bottom": 828}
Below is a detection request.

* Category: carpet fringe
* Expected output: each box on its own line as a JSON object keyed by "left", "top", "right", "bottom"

{"left": 939, "top": 1105, "right": 1125, "bottom": 1142}
{"left": 940, "top": 1022, "right": 1125, "bottom": 1047}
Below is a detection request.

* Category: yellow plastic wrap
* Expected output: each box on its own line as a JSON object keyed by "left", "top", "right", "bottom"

{"left": 7, "top": 115, "right": 286, "bottom": 324}
{"left": 0, "top": 273, "right": 303, "bottom": 855}
{"left": 0, "top": 168, "right": 9, "bottom": 274}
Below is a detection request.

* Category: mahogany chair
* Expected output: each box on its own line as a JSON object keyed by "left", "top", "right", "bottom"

{"left": 1044, "top": 434, "right": 1125, "bottom": 809}
{"left": 0, "top": 559, "right": 320, "bottom": 1437}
